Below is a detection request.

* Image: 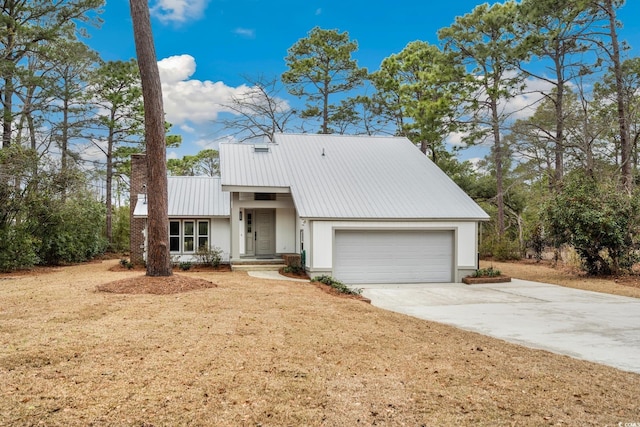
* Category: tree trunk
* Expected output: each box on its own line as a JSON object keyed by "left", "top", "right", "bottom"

{"left": 322, "top": 77, "right": 329, "bottom": 134}
{"left": 604, "top": 0, "right": 631, "bottom": 192}
{"left": 129, "top": 0, "right": 172, "bottom": 276}
{"left": 61, "top": 83, "right": 69, "bottom": 176}
{"left": 492, "top": 98, "right": 505, "bottom": 237}
{"left": 2, "top": 74, "right": 14, "bottom": 148}
{"left": 554, "top": 60, "right": 565, "bottom": 190}
{"left": 106, "top": 124, "right": 114, "bottom": 247}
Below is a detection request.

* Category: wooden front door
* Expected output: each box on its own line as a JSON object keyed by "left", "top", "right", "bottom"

{"left": 255, "top": 209, "right": 275, "bottom": 256}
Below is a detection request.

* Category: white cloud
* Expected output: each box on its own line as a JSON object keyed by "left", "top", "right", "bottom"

{"left": 151, "top": 0, "right": 209, "bottom": 24}
{"left": 157, "top": 54, "right": 252, "bottom": 125}
{"left": 179, "top": 124, "right": 195, "bottom": 133}
{"left": 499, "top": 75, "right": 554, "bottom": 120}
{"left": 158, "top": 55, "right": 196, "bottom": 83}
{"left": 233, "top": 27, "right": 255, "bottom": 39}
{"left": 445, "top": 131, "right": 469, "bottom": 148}
{"left": 78, "top": 138, "right": 108, "bottom": 164}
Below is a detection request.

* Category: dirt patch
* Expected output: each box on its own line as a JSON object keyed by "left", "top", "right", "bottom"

{"left": 109, "top": 263, "right": 232, "bottom": 273}
{"left": 612, "top": 275, "right": 640, "bottom": 289}
{"left": 96, "top": 274, "right": 217, "bottom": 295}
{"left": 1, "top": 259, "right": 639, "bottom": 426}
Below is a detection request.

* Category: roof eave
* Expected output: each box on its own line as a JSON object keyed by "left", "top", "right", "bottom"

{"left": 299, "top": 216, "right": 491, "bottom": 222}
{"left": 221, "top": 185, "right": 291, "bottom": 193}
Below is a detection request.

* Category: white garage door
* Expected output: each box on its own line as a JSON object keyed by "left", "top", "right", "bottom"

{"left": 333, "top": 230, "right": 454, "bottom": 284}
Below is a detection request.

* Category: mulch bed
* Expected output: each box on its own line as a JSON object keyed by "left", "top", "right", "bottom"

{"left": 462, "top": 275, "right": 512, "bottom": 285}
{"left": 310, "top": 281, "right": 371, "bottom": 303}
{"left": 276, "top": 268, "right": 370, "bottom": 302}
{"left": 96, "top": 274, "right": 217, "bottom": 295}
{"left": 109, "top": 263, "right": 232, "bottom": 273}
{"left": 278, "top": 268, "right": 310, "bottom": 280}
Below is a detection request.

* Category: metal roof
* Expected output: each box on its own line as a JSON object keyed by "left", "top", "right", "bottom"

{"left": 134, "top": 176, "right": 230, "bottom": 218}
{"left": 221, "top": 134, "right": 489, "bottom": 220}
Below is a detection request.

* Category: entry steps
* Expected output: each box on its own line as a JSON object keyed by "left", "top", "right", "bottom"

{"left": 231, "top": 257, "right": 285, "bottom": 272}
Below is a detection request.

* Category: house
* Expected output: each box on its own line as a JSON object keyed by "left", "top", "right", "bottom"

{"left": 130, "top": 154, "right": 231, "bottom": 265}
{"left": 131, "top": 134, "right": 489, "bottom": 283}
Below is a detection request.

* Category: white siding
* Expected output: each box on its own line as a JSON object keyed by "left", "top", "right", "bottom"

{"left": 276, "top": 208, "right": 296, "bottom": 253}
{"left": 212, "top": 218, "right": 231, "bottom": 262}
{"left": 164, "top": 217, "right": 230, "bottom": 263}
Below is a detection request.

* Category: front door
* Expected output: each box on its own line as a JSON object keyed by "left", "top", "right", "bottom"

{"left": 255, "top": 209, "right": 275, "bottom": 256}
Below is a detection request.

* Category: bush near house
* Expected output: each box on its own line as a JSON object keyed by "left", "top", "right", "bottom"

{"left": 0, "top": 225, "right": 39, "bottom": 272}
{"left": 545, "top": 170, "right": 640, "bottom": 275}
{"left": 0, "top": 189, "right": 107, "bottom": 271}
{"left": 472, "top": 267, "right": 502, "bottom": 278}
{"left": 312, "top": 275, "right": 362, "bottom": 295}
{"left": 195, "top": 246, "right": 223, "bottom": 268}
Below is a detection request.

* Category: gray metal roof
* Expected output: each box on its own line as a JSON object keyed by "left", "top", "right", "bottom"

{"left": 221, "top": 134, "right": 489, "bottom": 220}
{"left": 133, "top": 176, "right": 230, "bottom": 218}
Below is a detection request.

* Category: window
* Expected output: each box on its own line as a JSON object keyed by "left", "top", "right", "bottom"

{"left": 184, "top": 221, "right": 195, "bottom": 252}
{"left": 169, "top": 221, "right": 180, "bottom": 252}
{"left": 168, "top": 220, "right": 210, "bottom": 253}
{"left": 198, "top": 221, "right": 209, "bottom": 250}
{"left": 254, "top": 193, "right": 276, "bottom": 201}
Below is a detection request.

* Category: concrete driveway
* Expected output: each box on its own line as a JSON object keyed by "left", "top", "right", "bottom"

{"left": 360, "top": 279, "right": 640, "bottom": 374}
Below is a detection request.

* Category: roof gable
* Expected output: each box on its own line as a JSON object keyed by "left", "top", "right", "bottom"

{"left": 221, "top": 134, "right": 488, "bottom": 220}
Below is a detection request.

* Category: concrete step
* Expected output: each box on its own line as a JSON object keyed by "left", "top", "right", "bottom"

{"left": 231, "top": 264, "right": 285, "bottom": 272}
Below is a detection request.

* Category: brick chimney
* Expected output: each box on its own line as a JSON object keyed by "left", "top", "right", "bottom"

{"left": 130, "top": 153, "right": 147, "bottom": 265}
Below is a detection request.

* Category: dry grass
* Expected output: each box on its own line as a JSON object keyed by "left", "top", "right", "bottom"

{"left": 481, "top": 259, "right": 640, "bottom": 299}
{"left": 1, "top": 260, "right": 639, "bottom": 426}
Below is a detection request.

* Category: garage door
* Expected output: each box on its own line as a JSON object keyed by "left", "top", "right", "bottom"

{"left": 333, "top": 230, "right": 454, "bottom": 284}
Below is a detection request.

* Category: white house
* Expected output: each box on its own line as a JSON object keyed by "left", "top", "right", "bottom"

{"left": 131, "top": 133, "right": 489, "bottom": 283}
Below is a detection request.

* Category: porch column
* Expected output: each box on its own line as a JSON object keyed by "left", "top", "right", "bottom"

{"left": 230, "top": 192, "right": 240, "bottom": 261}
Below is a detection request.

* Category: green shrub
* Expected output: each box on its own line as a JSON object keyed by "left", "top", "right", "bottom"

{"left": 31, "top": 195, "right": 107, "bottom": 265}
{"left": 311, "top": 275, "right": 362, "bottom": 295}
{"left": 480, "top": 238, "right": 521, "bottom": 261}
{"left": 111, "top": 206, "right": 130, "bottom": 252}
{"left": 472, "top": 267, "right": 502, "bottom": 278}
{"left": 0, "top": 225, "right": 39, "bottom": 272}
{"left": 120, "top": 258, "right": 134, "bottom": 270}
{"left": 179, "top": 261, "right": 192, "bottom": 271}
{"left": 526, "top": 222, "right": 546, "bottom": 262}
{"left": 0, "top": 147, "right": 106, "bottom": 270}
{"left": 195, "top": 246, "right": 223, "bottom": 268}
{"left": 545, "top": 170, "right": 640, "bottom": 275}
{"left": 283, "top": 265, "right": 304, "bottom": 274}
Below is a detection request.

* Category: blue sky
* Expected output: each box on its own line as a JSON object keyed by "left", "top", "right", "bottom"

{"left": 86, "top": 0, "right": 640, "bottom": 161}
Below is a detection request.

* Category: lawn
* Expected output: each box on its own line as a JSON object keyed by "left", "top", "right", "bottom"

{"left": 1, "top": 260, "right": 638, "bottom": 426}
